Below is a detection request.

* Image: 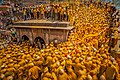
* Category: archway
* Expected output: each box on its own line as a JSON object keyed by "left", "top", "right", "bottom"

{"left": 34, "top": 37, "right": 45, "bottom": 49}
{"left": 22, "top": 35, "right": 29, "bottom": 41}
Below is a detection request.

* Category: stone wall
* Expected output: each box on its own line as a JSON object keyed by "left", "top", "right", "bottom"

{"left": 16, "top": 28, "right": 69, "bottom": 44}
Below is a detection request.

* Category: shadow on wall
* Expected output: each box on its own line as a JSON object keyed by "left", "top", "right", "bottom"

{"left": 22, "top": 35, "right": 29, "bottom": 41}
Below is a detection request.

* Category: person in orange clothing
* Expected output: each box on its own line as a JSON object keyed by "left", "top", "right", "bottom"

{"left": 33, "top": 8, "right": 37, "bottom": 19}
{"left": 63, "top": 7, "right": 66, "bottom": 21}
{"left": 60, "top": 7, "right": 64, "bottom": 21}
{"left": 41, "top": 5, "right": 45, "bottom": 19}
{"left": 23, "top": 8, "right": 27, "bottom": 20}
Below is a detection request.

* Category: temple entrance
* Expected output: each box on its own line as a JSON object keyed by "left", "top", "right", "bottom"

{"left": 34, "top": 37, "right": 45, "bottom": 49}
{"left": 22, "top": 35, "right": 29, "bottom": 41}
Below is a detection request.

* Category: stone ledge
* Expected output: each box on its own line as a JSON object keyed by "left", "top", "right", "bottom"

{"left": 14, "top": 20, "right": 70, "bottom": 27}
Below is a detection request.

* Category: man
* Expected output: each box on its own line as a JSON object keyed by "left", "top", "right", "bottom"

{"left": 54, "top": 5, "right": 58, "bottom": 20}
{"left": 37, "top": 7, "right": 40, "bottom": 19}
{"left": 33, "top": 8, "right": 37, "bottom": 19}
{"left": 60, "top": 7, "right": 64, "bottom": 21}
{"left": 41, "top": 5, "right": 45, "bottom": 19}
{"left": 57, "top": 4, "right": 61, "bottom": 21}
{"left": 30, "top": 8, "right": 34, "bottom": 19}
{"left": 51, "top": 4, "right": 55, "bottom": 21}
{"left": 113, "top": 30, "right": 119, "bottom": 50}
{"left": 23, "top": 8, "right": 27, "bottom": 20}
{"left": 47, "top": 5, "right": 52, "bottom": 20}
{"left": 63, "top": 7, "right": 67, "bottom": 21}
{"left": 26, "top": 8, "right": 30, "bottom": 20}
{"left": 10, "top": 28, "right": 17, "bottom": 42}
{"left": 46, "top": 5, "right": 49, "bottom": 19}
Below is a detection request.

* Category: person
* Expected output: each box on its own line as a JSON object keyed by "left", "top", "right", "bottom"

{"left": 26, "top": 8, "right": 30, "bottom": 20}
{"left": 23, "top": 8, "right": 27, "bottom": 20}
{"left": 113, "top": 30, "right": 118, "bottom": 49}
{"left": 0, "top": 2, "right": 119, "bottom": 80}
{"left": 105, "top": 64, "right": 119, "bottom": 80}
{"left": 30, "top": 8, "right": 34, "bottom": 19}
{"left": 60, "top": 7, "right": 64, "bottom": 21}
{"left": 67, "top": 8, "right": 70, "bottom": 22}
{"left": 37, "top": 7, "right": 40, "bottom": 19}
{"left": 46, "top": 6, "right": 49, "bottom": 19}
{"left": 51, "top": 5, "right": 55, "bottom": 21}
{"left": 58, "top": 69, "right": 69, "bottom": 80}
{"left": 54, "top": 5, "right": 58, "bottom": 20}
{"left": 41, "top": 5, "right": 45, "bottom": 19}
{"left": 63, "top": 7, "right": 67, "bottom": 21}
{"left": 37, "top": 39, "right": 41, "bottom": 49}
{"left": 57, "top": 4, "right": 61, "bottom": 21}
{"left": 0, "top": 22, "right": 4, "bottom": 29}
{"left": 33, "top": 8, "right": 37, "bottom": 19}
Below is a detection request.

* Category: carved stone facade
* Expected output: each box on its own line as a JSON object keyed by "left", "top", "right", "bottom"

{"left": 12, "top": 20, "right": 73, "bottom": 44}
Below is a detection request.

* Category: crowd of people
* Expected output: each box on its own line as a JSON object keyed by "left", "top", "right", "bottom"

{"left": 12, "top": 1, "right": 116, "bottom": 23}
{"left": 0, "top": 1, "right": 120, "bottom": 80}
{"left": 22, "top": 2, "right": 69, "bottom": 21}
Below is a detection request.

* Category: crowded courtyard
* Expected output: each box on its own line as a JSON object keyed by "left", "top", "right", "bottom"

{"left": 0, "top": 0, "right": 120, "bottom": 80}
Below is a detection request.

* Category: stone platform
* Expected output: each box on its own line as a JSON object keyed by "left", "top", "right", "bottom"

{"left": 14, "top": 20, "right": 70, "bottom": 27}
{"left": 11, "top": 20, "right": 74, "bottom": 44}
